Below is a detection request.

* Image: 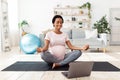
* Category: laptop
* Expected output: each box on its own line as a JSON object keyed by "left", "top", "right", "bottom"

{"left": 62, "top": 61, "right": 94, "bottom": 78}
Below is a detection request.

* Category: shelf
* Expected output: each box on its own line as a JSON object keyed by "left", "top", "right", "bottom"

{"left": 0, "top": 0, "right": 11, "bottom": 52}
{"left": 54, "top": 5, "right": 91, "bottom": 29}
{"left": 54, "top": 14, "right": 88, "bottom": 16}
{"left": 64, "top": 20, "right": 90, "bottom": 23}
{"left": 54, "top": 6, "right": 80, "bottom": 9}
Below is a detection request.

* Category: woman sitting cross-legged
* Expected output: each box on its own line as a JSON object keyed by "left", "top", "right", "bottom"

{"left": 37, "top": 15, "right": 89, "bottom": 69}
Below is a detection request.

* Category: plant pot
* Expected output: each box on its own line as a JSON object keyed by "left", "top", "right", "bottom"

{"left": 22, "top": 31, "right": 27, "bottom": 36}
{"left": 99, "top": 33, "right": 107, "bottom": 45}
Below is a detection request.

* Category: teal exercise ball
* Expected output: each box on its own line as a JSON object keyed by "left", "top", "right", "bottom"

{"left": 20, "top": 34, "right": 41, "bottom": 54}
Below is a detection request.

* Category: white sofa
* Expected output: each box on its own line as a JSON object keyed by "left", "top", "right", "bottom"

{"left": 39, "top": 28, "right": 108, "bottom": 52}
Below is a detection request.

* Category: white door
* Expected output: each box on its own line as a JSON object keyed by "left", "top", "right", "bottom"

{"left": 110, "top": 8, "right": 120, "bottom": 45}
{"left": 0, "top": 0, "right": 2, "bottom": 52}
{"left": 0, "top": 25, "right": 1, "bottom": 52}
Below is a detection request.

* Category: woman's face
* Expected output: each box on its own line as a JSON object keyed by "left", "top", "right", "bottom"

{"left": 53, "top": 18, "right": 63, "bottom": 30}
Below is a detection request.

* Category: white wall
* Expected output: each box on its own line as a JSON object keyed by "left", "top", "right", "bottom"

{"left": 8, "top": 0, "right": 120, "bottom": 46}
{"left": 8, "top": 0, "right": 19, "bottom": 46}
{"left": 18, "top": 0, "right": 92, "bottom": 35}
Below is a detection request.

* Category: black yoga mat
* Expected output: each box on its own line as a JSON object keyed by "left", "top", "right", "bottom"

{"left": 2, "top": 61, "right": 120, "bottom": 71}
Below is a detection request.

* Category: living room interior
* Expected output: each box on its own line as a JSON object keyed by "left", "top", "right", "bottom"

{"left": 0, "top": 0, "right": 120, "bottom": 80}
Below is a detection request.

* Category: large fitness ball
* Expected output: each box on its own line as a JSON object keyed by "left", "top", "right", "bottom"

{"left": 20, "top": 34, "right": 41, "bottom": 54}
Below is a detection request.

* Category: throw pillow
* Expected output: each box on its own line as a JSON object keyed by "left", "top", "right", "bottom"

{"left": 85, "top": 29, "right": 98, "bottom": 39}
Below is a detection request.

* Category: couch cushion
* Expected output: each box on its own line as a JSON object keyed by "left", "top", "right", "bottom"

{"left": 72, "top": 29, "right": 85, "bottom": 39}
{"left": 85, "top": 29, "right": 98, "bottom": 39}
{"left": 71, "top": 38, "right": 105, "bottom": 48}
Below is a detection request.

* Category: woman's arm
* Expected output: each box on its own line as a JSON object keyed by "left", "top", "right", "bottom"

{"left": 66, "top": 40, "right": 89, "bottom": 51}
{"left": 37, "top": 39, "right": 50, "bottom": 53}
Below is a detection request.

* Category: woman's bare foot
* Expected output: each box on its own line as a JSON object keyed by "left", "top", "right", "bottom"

{"left": 52, "top": 63, "right": 60, "bottom": 69}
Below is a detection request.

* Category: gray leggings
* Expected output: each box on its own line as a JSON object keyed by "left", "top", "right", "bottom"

{"left": 40, "top": 50, "right": 82, "bottom": 66}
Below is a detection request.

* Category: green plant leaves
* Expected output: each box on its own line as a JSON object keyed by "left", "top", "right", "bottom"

{"left": 93, "top": 15, "right": 111, "bottom": 34}
{"left": 18, "top": 20, "right": 29, "bottom": 28}
{"left": 18, "top": 20, "right": 29, "bottom": 32}
{"left": 79, "top": 2, "right": 91, "bottom": 18}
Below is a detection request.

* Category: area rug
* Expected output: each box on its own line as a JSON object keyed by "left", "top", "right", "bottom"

{"left": 2, "top": 61, "right": 120, "bottom": 71}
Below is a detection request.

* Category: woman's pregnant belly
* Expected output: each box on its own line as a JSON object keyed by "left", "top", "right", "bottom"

{"left": 49, "top": 45, "right": 66, "bottom": 60}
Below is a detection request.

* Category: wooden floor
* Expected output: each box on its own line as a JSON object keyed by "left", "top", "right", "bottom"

{"left": 0, "top": 46, "right": 120, "bottom": 80}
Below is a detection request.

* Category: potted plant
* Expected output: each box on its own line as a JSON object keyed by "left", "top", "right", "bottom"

{"left": 93, "top": 15, "right": 111, "bottom": 45}
{"left": 93, "top": 15, "right": 111, "bottom": 34}
{"left": 18, "top": 20, "right": 29, "bottom": 36}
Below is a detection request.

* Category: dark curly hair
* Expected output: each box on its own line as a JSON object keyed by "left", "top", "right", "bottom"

{"left": 52, "top": 15, "right": 64, "bottom": 24}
